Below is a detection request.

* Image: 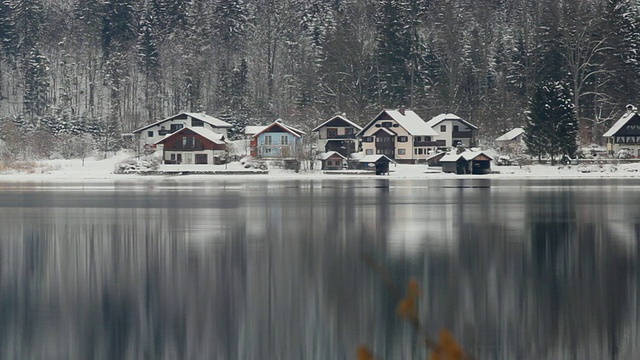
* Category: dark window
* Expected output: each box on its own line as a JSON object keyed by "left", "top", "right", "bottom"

{"left": 393, "top": 124, "right": 399, "bottom": 127}
{"left": 440, "top": 125, "right": 446, "bottom": 132}
{"left": 327, "top": 160, "right": 332, "bottom": 166}
{"left": 170, "top": 124, "right": 183, "bottom": 132}
{"left": 170, "top": 154, "right": 176, "bottom": 160}
{"left": 398, "top": 149, "right": 406, "bottom": 155}
{"left": 345, "top": 128, "right": 354, "bottom": 135}
{"left": 364, "top": 136, "right": 373, "bottom": 142}
{"left": 382, "top": 122, "right": 393, "bottom": 128}
{"left": 453, "top": 125, "right": 459, "bottom": 132}
{"left": 147, "top": 131, "right": 153, "bottom": 137}
{"left": 398, "top": 136, "right": 408, "bottom": 142}
{"left": 327, "top": 128, "right": 338, "bottom": 137}
{"left": 192, "top": 119, "right": 204, "bottom": 127}
{"left": 425, "top": 136, "right": 431, "bottom": 141}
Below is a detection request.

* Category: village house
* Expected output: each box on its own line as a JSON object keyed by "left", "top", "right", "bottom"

{"left": 495, "top": 127, "right": 526, "bottom": 154}
{"left": 154, "top": 127, "right": 227, "bottom": 165}
{"left": 425, "top": 113, "right": 478, "bottom": 148}
{"left": 603, "top": 104, "right": 640, "bottom": 157}
{"left": 312, "top": 115, "right": 363, "bottom": 157}
{"left": 133, "top": 112, "right": 232, "bottom": 149}
{"left": 250, "top": 119, "right": 306, "bottom": 159}
{"left": 356, "top": 109, "right": 440, "bottom": 163}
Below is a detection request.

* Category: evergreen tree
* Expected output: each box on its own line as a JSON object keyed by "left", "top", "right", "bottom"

{"left": 23, "top": 47, "right": 49, "bottom": 117}
{"left": 525, "top": 81, "right": 577, "bottom": 163}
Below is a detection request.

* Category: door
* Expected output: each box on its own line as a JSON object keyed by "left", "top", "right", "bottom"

{"left": 176, "top": 154, "right": 182, "bottom": 164}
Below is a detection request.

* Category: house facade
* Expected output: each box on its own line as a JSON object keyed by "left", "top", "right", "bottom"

{"left": 495, "top": 127, "right": 525, "bottom": 154}
{"left": 133, "top": 112, "right": 232, "bottom": 148}
{"left": 356, "top": 109, "right": 440, "bottom": 163}
{"left": 425, "top": 113, "right": 478, "bottom": 148}
{"left": 603, "top": 105, "right": 640, "bottom": 157}
{"left": 250, "top": 120, "right": 306, "bottom": 158}
{"left": 154, "top": 127, "right": 227, "bottom": 164}
{"left": 312, "top": 115, "right": 363, "bottom": 157}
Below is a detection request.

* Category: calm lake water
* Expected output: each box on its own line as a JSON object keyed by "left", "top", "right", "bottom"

{"left": 0, "top": 178, "right": 638, "bottom": 360}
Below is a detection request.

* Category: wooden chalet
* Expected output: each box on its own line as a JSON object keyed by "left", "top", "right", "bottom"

{"left": 358, "top": 154, "right": 395, "bottom": 175}
{"left": 312, "top": 115, "right": 363, "bottom": 157}
{"left": 154, "top": 127, "right": 227, "bottom": 165}
{"left": 440, "top": 151, "right": 493, "bottom": 174}
{"left": 603, "top": 104, "right": 640, "bottom": 157}
{"left": 318, "top": 151, "right": 347, "bottom": 170}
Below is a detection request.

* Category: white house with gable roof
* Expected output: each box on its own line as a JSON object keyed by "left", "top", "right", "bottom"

{"left": 425, "top": 113, "right": 478, "bottom": 148}
{"left": 133, "top": 112, "right": 232, "bottom": 149}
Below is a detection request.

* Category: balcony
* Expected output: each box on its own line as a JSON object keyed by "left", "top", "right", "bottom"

{"left": 158, "top": 129, "right": 174, "bottom": 136}
{"left": 452, "top": 131, "right": 473, "bottom": 138}
{"left": 320, "top": 134, "right": 357, "bottom": 140}
{"left": 163, "top": 143, "right": 204, "bottom": 151}
{"left": 414, "top": 140, "right": 446, "bottom": 147}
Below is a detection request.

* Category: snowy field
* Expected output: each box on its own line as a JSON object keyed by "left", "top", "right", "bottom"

{"left": 1, "top": 151, "right": 640, "bottom": 183}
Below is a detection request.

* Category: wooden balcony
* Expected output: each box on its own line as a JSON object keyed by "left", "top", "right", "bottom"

{"left": 414, "top": 140, "right": 446, "bottom": 147}
{"left": 452, "top": 131, "right": 473, "bottom": 138}
{"left": 163, "top": 143, "right": 204, "bottom": 151}
{"left": 320, "top": 134, "right": 357, "bottom": 140}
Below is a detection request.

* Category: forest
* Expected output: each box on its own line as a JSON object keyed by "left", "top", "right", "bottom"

{"left": 1, "top": 0, "right": 639, "bottom": 157}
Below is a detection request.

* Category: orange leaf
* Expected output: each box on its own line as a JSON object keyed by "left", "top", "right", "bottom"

{"left": 437, "top": 330, "right": 466, "bottom": 360}
{"left": 356, "top": 345, "right": 374, "bottom": 360}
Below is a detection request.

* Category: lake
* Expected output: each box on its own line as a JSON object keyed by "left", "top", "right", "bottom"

{"left": 0, "top": 178, "right": 638, "bottom": 359}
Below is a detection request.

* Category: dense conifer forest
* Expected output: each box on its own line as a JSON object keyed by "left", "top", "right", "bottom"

{"left": 1, "top": 0, "right": 639, "bottom": 154}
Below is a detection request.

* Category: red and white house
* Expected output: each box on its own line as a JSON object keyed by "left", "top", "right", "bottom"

{"left": 154, "top": 127, "right": 227, "bottom": 165}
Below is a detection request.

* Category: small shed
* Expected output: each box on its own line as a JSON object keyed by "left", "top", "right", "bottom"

{"left": 425, "top": 151, "right": 447, "bottom": 167}
{"left": 358, "top": 154, "right": 395, "bottom": 175}
{"left": 440, "top": 151, "right": 493, "bottom": 174}
{"left": 318, "top": 151, "right": 347, "bottom": 170}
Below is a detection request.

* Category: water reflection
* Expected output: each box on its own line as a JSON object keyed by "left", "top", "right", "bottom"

{"left": 0, "top": 179, "right": 638, "bottom": 359}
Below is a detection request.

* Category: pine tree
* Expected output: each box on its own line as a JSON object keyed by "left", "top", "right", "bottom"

{"left": 23, "top": 47, "right": 49, "bottom": 117}
{"left": 525, "top": 81, "right": 577, "bottom": 163}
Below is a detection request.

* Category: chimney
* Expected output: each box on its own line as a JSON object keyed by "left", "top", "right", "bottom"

{"left": 626, "top": 104, "right": 637, "bottom": 113}
{"left": 398, "top": 107, "right": 405, "bottom": 115}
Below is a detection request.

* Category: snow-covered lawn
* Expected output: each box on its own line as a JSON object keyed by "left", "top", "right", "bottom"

{"left": 0, "top": 151, "right": 639, "bottom": 182}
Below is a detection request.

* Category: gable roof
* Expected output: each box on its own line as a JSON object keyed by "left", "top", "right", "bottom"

{"left": 312, "top": 115, "right": 363, "bottom": 132}
{"left": 440, "top": 151, "right": 493, "bottom": 162}
{"left": 357, "top": 109, "right": 439, "bottom": 137}
{"left": 603, "top": 111, "right": 638, "bottom": 137}
{"left": 318, "top": 151, "right": 347, "bottom": 161}
{"left": 253, "top": 120, "right": 306, "bottom": 138}
{"left": 358, "top": 154, "right": 396, "bottom": 163}
{"left": 244, "top": 126, "right": 268, "bottom": 136}
{"left": 496, "top": 128, "right": 525, "bottom": 141}
{"left": 133, "top": 112, "right": 232, "bottom": 133}
{"left": 154, "top": 126, "right": 226, "bottom": 145}
{"left": 425, "top": 113, "right": 479, "bottom": 130}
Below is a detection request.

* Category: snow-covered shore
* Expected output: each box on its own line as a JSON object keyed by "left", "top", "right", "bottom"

{"left": 0, "top": 152, "right": 639, "bottom": 183}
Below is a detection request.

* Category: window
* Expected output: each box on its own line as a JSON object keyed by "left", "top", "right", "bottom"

{"left": 170, "top": 123, "right": 183, "bottom": 132}
{"left": 453, "top": 125, "right": 459, "bottom": 132}
{"left": 345, "top": 128, "right": 354, "bottom": 135}
{"left": 398, "top": 136, "right": 408, "bottom": 142}
{"left": 170, "top": 154, "right": 176, "bottom": 160}
{"left": 398, "top": 149, "right": 406, "bottom": 155}
{"left": 265, "top": 148, "right": 272, "bottom": 154}
{"left": 327, "top": 160, "right": 332, "bottom": 165}
{"left": 147, "top": 131, "right": 154, "bottom": 137}
{"left": 425, "top": 136, "right": 431, "bottom": 141}
{"left": 327, "top": 128, "right": 338, "bottom": 138}
{"left": 440, "top": 125, "right": 446, "bottom": 132}
{"left": 264, "top": 135, "right": 272, "bottom": 145}
{"left": 366, "top": 149, "right": 373, "bottom": 155}
{"left": 192, "top": 119, "right": 204, "bottom": 127}
{"left": 376, "top": 149, "right": 381, "bottom": 154}
{"left": 418, "top": 148, "right": 424, "bottom": 155}
{"left": 376, "top": 137, "right": 381, "bottom": 142}
{"left": 382, "top": 122, "right": 393, "bottom": 128}
{"left": 414, "top": 149, "right": 418, "bottom": 155}
{"left": 415, "top": 136, "right": 421, "bottom": 141}
{"left": 363, "top": 136, "right": 373, "bottom": 142}
{"left": 281, "top": 135, "right": 289, "bottom": 145}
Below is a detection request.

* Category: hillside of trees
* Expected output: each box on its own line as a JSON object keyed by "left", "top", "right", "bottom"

{"left": 1, "top": 0, "right": 639, "bottom": 153}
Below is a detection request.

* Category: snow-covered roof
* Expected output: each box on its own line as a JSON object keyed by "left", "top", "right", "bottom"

{"left": 133, "top": 112, "right": 232, "bottom": 133}
{"left": 425, "top": 113, "right": 479, "bottom": 130}
{"left": 440, "top": 151, "right": 493, "bottom": 162}
{"left": 244, "top": 126, "right": 267, "bottom": 135}
{"left": 357, "top": 109, "right": 439, "bottom": 137}
{"left": 372, "top": 127, "right": 397, "bottom": 136}
{"left": 603, "top": 111, "right": 637, "bottom": 137}
{"left": 496, "top": 127, "right": 525, "bottom": 141}
{"left": 312, "top": 115, "right": 363, "bottom": 132}
{"left": 252, "top": 120, "right": 306, "bottom": 138}
{"left": 153, "top": 126, "right": 226, "bottom": 145}
{"left": 318, "top": 151, "right": 346, "bottom": 161}
{"left": 358, "top": 154, "right": 396, "bottom": 163}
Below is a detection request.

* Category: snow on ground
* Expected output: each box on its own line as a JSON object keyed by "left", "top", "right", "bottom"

{"left": 1, "top": 151, "right": 640, "bottom": 183}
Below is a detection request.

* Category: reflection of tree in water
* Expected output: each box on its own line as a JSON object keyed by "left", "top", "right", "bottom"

{"left": 0, "top": 185, "right": 638, "bottom": 359}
